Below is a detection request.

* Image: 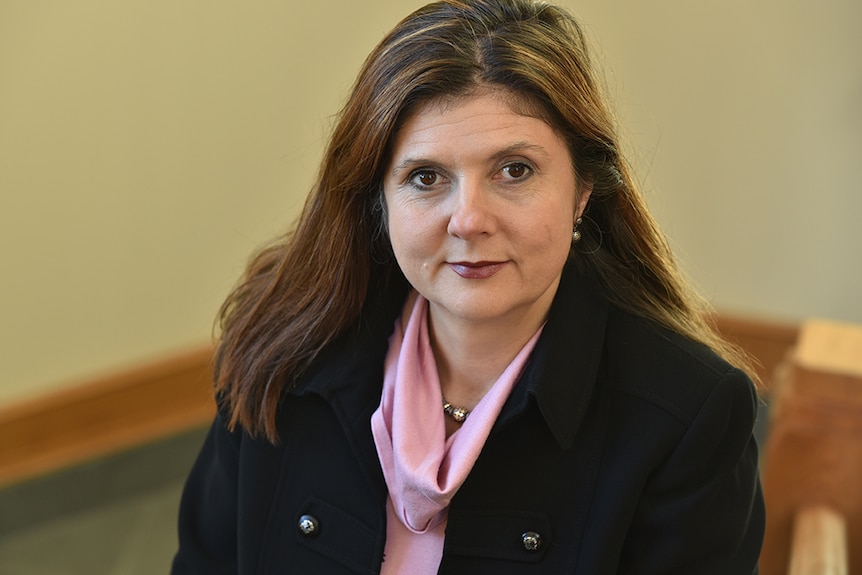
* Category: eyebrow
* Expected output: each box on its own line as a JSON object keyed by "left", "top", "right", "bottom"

{"left": 390, "top": 140, "right": 551, "bottom": 176}
{"left": 491, "top": 141, "right": 551, "bottom": 161}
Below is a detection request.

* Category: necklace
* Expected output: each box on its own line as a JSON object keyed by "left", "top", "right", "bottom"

{"left": 442, "top": 396, "right": 470, "bottom": 423}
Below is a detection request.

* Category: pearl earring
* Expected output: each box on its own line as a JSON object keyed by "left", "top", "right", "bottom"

{"left": 572, "top": 217, "right": 583, "bottom": 243}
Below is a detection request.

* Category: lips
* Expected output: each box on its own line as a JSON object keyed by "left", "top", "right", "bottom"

{"left": 448, "top": 261, "right": 506, "bottom": 279}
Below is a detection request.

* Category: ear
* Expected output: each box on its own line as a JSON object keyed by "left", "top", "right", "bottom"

{"left": 575, "top": 181, "right": 593, "bottom": 221}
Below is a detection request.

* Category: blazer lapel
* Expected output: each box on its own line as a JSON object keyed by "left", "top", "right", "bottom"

{"left": 287, "top": 285, "right": 405, "bottom": 508}
{"left": 494, "top": 265, "right": 610, "bottom": 449}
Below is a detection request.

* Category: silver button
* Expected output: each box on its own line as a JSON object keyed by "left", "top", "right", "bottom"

{"left": 521, "top": 531, "right": 542, "bottom": 551}
{"left": 298, "top": 514, "right": 320, "bottom": 536}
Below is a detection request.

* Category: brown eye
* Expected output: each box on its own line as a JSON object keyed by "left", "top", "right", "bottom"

{"left": 412, "top": 171, "right": 437, "bottom": 187}
{"left": 503, "top": 163, "right": 530, "bottom": 179}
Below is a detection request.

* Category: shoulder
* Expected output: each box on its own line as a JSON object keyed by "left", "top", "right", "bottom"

{"left": 601, "top": 307, "right": 758, "bottom": 427}
{"left": 527, "top": 266, "right": 759, "bottom": 446}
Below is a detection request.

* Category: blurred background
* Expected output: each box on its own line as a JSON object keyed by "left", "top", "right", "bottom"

{"left": 0, "top": 0, "right": 859, "bottom": 573}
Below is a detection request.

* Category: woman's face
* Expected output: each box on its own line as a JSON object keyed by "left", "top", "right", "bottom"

{"left": 382, "top": 91, "right": 590, "bottom": 330}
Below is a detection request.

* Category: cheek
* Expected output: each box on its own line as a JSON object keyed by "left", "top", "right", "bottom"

{"left": 549, "top": 192, "right": 578, "bottom": 250}
{"left": 388, "top": 226, "right": 411, "bottom": 265}
{"left": 529, "top": 206, "right": 575, "bottom": 248}
{"left": 522, "top": 209, "right": 576, "bottom": 269}
{"left": 544, "top": 221, "right": 576, "bottom": 263}
{"left": 386, "top": 203, "right": 430, "bottom": 264}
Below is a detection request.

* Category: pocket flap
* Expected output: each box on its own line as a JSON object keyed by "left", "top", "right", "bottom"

{"left": 444, "top": 508, "right": 552, "bottom": 563}
{"left": 294, "top": 496, "right": 382, "bottom": 575}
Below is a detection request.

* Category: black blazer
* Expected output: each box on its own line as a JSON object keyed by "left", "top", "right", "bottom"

{"left": 172, "top": 266, "right": 765, "bottom": 574}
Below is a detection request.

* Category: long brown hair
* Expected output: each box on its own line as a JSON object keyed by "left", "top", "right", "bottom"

{"left": 216, "top": 0, "right": 759, "bottom": 442}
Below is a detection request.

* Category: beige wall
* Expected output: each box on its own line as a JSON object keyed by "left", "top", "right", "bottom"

{"left": 1, "top": 0, "right": 859, "bottom": 406}
{"left": 573, "top": 0, "right": 862, "bottom": 323}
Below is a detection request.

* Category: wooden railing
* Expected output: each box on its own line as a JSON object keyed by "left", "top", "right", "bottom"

{"left": 0, "top": 346, "right": 215, "bottom": 488}
{"left": 788, "top": 506, "right": 848, "bottom": 575}
{"left": 760, "top": 319, "right": 861, "bottom": 575}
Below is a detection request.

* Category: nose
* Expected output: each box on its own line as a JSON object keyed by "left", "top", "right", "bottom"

{"left": 446, "top": 180, "right": 496, "bottom": 239}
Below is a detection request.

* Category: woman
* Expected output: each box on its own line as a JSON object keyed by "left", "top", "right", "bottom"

{"left": 173, "top": 0, "right": 765, "bottom": 573}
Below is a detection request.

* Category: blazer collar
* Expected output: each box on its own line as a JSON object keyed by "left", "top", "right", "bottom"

{"left": 292, "top": 264, "right": 610, "bottom": 451}
{"left": 286, "top": 285, "right": 404, "bottom": 505}
{"left": 288, "top": 280, "right": 403, "bottom": 411}
{"left": 497, "top": 264, "right": 609, "bottom": 449}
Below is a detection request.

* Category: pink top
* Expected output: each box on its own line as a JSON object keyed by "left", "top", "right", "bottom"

{"left": 370, "top": 294, "right": 543, "bottom": 574}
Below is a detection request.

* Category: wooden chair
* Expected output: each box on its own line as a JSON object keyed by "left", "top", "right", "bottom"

{"left": 760, "top": 319, "right": 862, "bottom": 574}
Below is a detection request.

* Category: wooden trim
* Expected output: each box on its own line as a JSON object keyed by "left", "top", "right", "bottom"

{"left": 787, "top": 506, "right": 848, "bottom": 575}
{"left": 713, "top": 313, "right": 799, "bottom": 388}
{"left": 759, "top": 321, "right": 862, "bottom": 575}
{"left": 0, "top": 312, "right": 799, "bottom": 488}
{"left": 0, "top": 346, "right": 217, "bottom": 488}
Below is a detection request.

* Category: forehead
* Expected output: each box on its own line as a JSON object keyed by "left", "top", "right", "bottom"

{"left": 403, "top": 86, "right": 556, "bottom": 129}
{"left": 389, "top": 90, "right": 567, "bottom": 156}
{"left": 443, "top": 87, "right": 551, "bottom": 118}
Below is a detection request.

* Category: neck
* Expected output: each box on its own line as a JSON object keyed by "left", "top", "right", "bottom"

{"left": 427, "top": 301, "right": 547, "bottom": 412}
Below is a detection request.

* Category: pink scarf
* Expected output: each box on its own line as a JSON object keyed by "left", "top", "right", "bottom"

{"left": 370, "top": 294, "right": 543, "bottom": 573}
